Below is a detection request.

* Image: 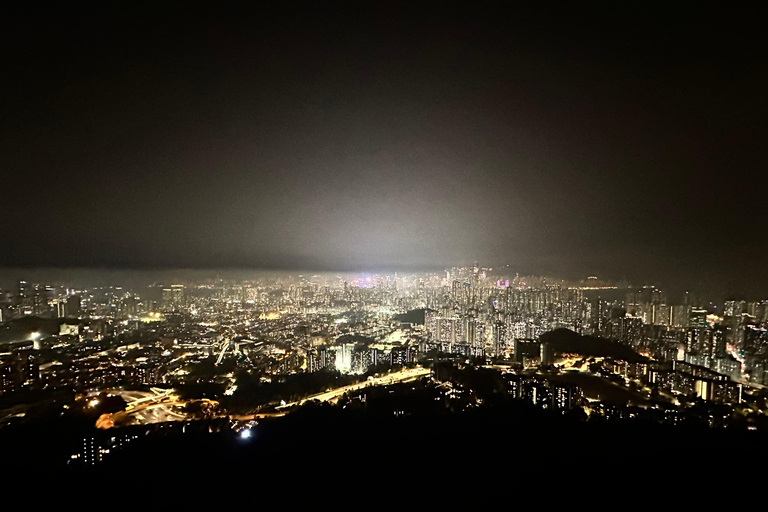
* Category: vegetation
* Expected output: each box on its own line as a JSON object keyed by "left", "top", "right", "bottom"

{"left": 540, "top": 328, "right": 649, "bottom": 363}
{"left": 393, "top": 308, "right": 428, "bottom": 325}
{"left": 221, "top": 369, "right": 360, "bottom": 413}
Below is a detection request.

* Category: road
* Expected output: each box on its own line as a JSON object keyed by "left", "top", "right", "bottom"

{"left": 97, "top": 367, "right": 432, "bottom": 427}
{"left": 277, "top": 366, "right": 432, "bottom": 409}
{"left": 105, "top": 388, "right": 188, "bottom": 425}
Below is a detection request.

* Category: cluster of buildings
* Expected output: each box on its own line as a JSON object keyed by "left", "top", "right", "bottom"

{"left": 305, "top": 342, "right": 418, "bottom": 374}
{"left": 418, "top": 271, "right": 768, "bottom": 392}
{"left": 503, "top": 373, "right": 582, "bottom": 411}
{"left": 69, "top": 418, "right": 233, "bottom": 466}
{"left": 422, "top": 268, "right": 591, "bottom": 357}
{"left": 1, "top": 266, "right": 766, "bottom": 422}
{"left": 0, "top": 274, "right": 426, "bottom": 401}
{"left": 594, "top": 291, "right": 768, "bottom": 386}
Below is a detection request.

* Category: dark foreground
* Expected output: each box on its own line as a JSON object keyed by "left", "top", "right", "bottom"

{"left": 11, "top": 403, "right": 761, "bottom": 488}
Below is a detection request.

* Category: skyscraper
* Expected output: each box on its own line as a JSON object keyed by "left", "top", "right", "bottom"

{"left": 66, "top": 295, "right": 81, "bottom": 318}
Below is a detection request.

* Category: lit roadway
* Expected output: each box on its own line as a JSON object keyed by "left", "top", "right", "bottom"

{"left": 97, "top": 367, "right": 432, "bottom": 427}
{"left": 124, "top": 399, "right": 187, "bottom": 420}
{"left": 276, "top": 366, "right": 432, "bottom": 410}
{"left": 103, "top": 388, "right": 190, "bottom": 425}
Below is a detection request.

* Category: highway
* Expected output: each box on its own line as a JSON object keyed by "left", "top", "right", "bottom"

{"left": 95, "top": 367, "right": 432, "bottom": 427}
{"left": 103, "top": 388, "right": 189, "bottom": 425}
{"left": 276, "top": 366, "right": 432, "bottom": 409}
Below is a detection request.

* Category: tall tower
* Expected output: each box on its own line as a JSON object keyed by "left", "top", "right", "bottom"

{"left": 66, "top": 295, "right": 81, "bottom": 318}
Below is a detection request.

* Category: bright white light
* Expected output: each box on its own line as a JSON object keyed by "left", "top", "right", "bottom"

{"left": 239, "top": 429, "right": 252, "bottom": 439}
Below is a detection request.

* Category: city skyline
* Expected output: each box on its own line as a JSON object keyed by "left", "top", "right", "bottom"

{"left": 3, "top": 2, "right": 768, "bottom": 482}
{"left": 1, "top": 262, "right": 768, "bottom": 479}
{"left": 0, "top": 262, "right": 763, "bottom": 303}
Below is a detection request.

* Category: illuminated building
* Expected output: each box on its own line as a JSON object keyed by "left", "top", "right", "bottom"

{"left": 689, "top": 309, "right": 708, "bottom": 329}
{"left": 334, "top": 343, "right": 354, "bottom": 373}
{"left": 550, "top": 382, "right": 581, "bottom": 410}
{"left": 162, "top": 284, "right": 184, "bottom": 311}
{"left": 540, "top": 342, "right": 553, "bottom": 367}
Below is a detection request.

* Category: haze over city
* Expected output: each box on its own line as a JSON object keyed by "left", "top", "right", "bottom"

{"left": 3, "top": 2, "right": 767, "bottom": 295}
{"left": 2, "top": 1, "right": 767, "bottom": 488}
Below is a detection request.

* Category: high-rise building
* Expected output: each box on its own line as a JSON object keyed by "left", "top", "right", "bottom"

{"left": 671, "top": 305, "right": 691, "bottom": 328}
{"left": 307, "top": 346, "right": 336, "bottom": 373}
{"left": 493, "top": 319, "right": 507, "bottom": 356}
{"left": 334, "top": 343, "right": 354, "bottom": 373}
{"left": 17, "top": 280, "right": 33, "bottom": 316}
{"left": 31, "top": 284, "right": 52, "bottom": 316}
{"left": 66, "top": 295, "right": 81, "bottom": 318}
{"left": 689, "top": 309, "right": 708, "bottom": 329}
{"left": 17, "top": 280, "right": 29, "bottom": 307}
{"left": 654, "top": 304, "right": 670, "bottom": 327}
{"left": 619, "top": 316, "right": 643, "bottom": 347}
{"left": 724, "top": 301, "right": 746, "bottom": 317}
{"left": 54, "top": 300, "right": 66, "bottom": 318}
{"left": 162, "top": 285, "right": 185, "bottom": 311}
{"left": 540, "top": 342, "right": 554, "bottom": 366}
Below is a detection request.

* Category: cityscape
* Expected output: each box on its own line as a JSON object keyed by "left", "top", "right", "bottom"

{"left": 3, "top": 1, "right": 768, "bottom": 488}
{"left": 2, "top": 265, "right": 768, "bottom": 474}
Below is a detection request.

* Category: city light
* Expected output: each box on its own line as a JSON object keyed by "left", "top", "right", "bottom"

{"left": 3, "top": 2, "right": 767, "bottom": 480}
{"left": 3, "top": 265, "right": 767, "bottom": 472}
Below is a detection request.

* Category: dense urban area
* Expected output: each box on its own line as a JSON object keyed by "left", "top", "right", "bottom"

{"left": 2, "top": 263, "right": 768, "bottom": 472}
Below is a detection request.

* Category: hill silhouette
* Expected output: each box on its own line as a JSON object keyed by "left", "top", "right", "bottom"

{"left": 540, "top": 328, "right": 648, "bottom": 363}
{"left": 393, "top": 308, "right": 428, "bottom": 325}
{"left": 0, "top": 316, "right": 63, "bottom": 345}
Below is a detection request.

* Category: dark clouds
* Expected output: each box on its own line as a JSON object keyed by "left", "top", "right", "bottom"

{"left": 1, "top": 2, "right": 767, "bottom": 294}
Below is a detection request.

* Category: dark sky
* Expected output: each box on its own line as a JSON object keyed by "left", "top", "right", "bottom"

{"left": 2, "top": 2, "right": 767, "bottom": 294}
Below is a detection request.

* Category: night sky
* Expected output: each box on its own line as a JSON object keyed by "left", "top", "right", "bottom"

{"left": 2, "top": 2, "right": 767, "bottom": 294}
